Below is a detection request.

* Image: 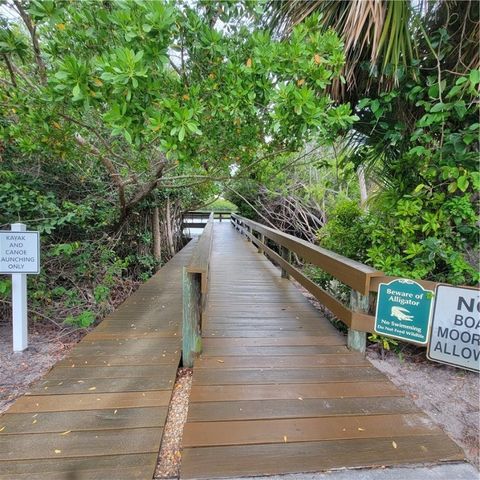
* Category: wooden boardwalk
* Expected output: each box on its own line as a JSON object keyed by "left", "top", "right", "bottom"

{"left": 0, "top": 240, "right": 196, "bottom": 480}
{"left": 181, "top": 223, "right": 463, "bottom": 479}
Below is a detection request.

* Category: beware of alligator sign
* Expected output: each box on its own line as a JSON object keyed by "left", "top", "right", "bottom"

{"left": 375, "top": 279, "right": 434, "bottom": 345}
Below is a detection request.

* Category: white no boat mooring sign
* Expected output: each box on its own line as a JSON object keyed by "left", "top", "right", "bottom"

{"left": 0, "top": 224, "right": 40, "bottom": 352}
{"left": 427, "top": 285, "right": 480, "bottom": 372}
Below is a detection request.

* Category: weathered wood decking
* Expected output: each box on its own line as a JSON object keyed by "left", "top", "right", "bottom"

{"left": 0, "top": 240, "right": 196, "bottom": 480}
{"left": 180, "top": 222, "right": 463, "bottom": 479}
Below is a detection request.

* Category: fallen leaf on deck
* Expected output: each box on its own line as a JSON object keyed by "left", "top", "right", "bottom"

{"left": 216, "top": 359, "right": 224, "bottom": 363}
{"left": 0, "top": 426, "right": 5, "bottom": 432}
{"left": 358, "top": 427, "right": 365, "bottom": 431}
{"left": 60, "top": 430, "right": 71, "bottom": 435}
{"left": 392, "top": 441, "right": 398, "bottom": 449}
{"left": 283, "top": 435, "right": 288, "bottom": 443}
{"left": 54, "top": 449, "right": 62, "bottom": 454}
{"left": 88, "top": 387, "right": 96, "bottom": 391}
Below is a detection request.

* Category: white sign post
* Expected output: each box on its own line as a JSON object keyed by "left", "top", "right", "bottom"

{"left": 0, "top": 224, "right": 40, "bottom": 352}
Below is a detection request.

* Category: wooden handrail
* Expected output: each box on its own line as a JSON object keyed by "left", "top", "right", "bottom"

{"left": 187, "top": 212, "right": 214, "bottom": 294}
{"left": 182, "top": 211, "right": 233, "bottom": 230}
{"left": 231, "top": 213, "right": 382, "bottom": 294}
{"left": 232, "top": 213, "right": 382, "bottom": 353}
{"left": 182, "top": 212, "right": 214, "bottom": 367}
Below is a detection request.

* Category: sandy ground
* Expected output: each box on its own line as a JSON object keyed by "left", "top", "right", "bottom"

{"left": 368, "top": 348, "right": 480, "bottom": 469}
{"left": 0, "top": 321, "right": 86, "bottom": 414}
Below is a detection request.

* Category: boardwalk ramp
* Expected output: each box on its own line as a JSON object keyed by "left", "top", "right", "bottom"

{"left": 0, "top": 240, "right": 196, "bottom": 480}
{"left": 181, "top": 222, "right": 464, "bottom": 479}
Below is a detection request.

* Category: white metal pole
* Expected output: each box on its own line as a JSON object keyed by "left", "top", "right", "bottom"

{"left": 11, "top": 223, "right": 28, "bottom": 352}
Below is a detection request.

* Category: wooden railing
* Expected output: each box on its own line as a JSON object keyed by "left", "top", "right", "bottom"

{"left": 182, "top": 211, "right": 232, "bottom": 230}
{"left": 182, "top": 212, "right": 214, "bottom": 367}
{"left": 231, "top": 214, "right": 457, "bottom": 353}
{"left": 234, "top": 214, "right": 435, "bottom": 353}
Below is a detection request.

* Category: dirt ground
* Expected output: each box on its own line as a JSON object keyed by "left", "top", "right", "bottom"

{"left": 0, "top": 320, "right": 86, "bottom": 414}
{"left": 368, "top": 348, "right": 479, "bottom": 469}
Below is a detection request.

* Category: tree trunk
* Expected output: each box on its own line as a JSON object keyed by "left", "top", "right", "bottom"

{"left": 166, "top": 197, "right": 175, "bottom": 257}
{"left": 357, "top": 165, "right": 368, "bottom": 210}
{"left": 152, "top": 206, "right": 162, "bottom": 271}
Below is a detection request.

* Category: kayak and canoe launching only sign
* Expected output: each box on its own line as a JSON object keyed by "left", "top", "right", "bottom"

{"left": 0, "top": 224, "right": 40, "bottom": 352}
{"left": 375, "top": 279, "right": 434, "bottom": 345}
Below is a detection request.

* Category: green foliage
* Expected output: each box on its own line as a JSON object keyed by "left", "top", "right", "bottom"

{"left": 64, "top": 310, "right": 95, "bottom": 328}
{"left": 205, "top": 198, "right": 238, "bottom": 212}
{"left": 368, "top": 333, "right": 399, "bottom": 352}
{"left": 318, "top": 199, "right": 367, "bottom": 261}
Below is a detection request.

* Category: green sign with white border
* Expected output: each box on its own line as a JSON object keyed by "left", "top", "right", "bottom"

{"left": 375, "top": 279, "right": 434, "bottom": 344}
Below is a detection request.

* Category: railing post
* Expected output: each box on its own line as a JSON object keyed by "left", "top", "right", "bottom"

{"left": 258, "top": 233, "right": 265, "bottom": 255}
{"left": 182, "top": 269, "right": 202, "bottom": 368}
{"left": 348, "top": 289, "right": 368, "bottom": 354}
{"left": 280, "top": 246, "right": 290, "bottom": 279}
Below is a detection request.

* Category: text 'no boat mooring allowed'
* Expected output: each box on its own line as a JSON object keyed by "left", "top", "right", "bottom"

{"left": 0, "top": 224, "right": 40, "bottom": 353}
{"left": 428, "top": 285, "right": 479, "bottom": 372}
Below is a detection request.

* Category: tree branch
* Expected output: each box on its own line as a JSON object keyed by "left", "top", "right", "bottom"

{"left": 12, "top": 0, "right": 47, "bottom": 84}
{"left": 2, "top": 54, "right": 17, "bottom": 87}
{"left": 74, "top": 133, "right": 127, "bottom": 215}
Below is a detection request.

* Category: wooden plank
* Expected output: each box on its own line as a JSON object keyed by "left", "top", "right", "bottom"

{"left": 193, "top": 367, "right": 385, "bottom": 385}
{"left": 6, "top": 391, "right": 171, "bottom": 413}
{"left": 67, "top": 343, "right": 180, "bottom": 357}
{"left": 44, "top": 364, "right": 177, "bottom": 380}
{"left": 181, "top": 435, "right": 463, "bottom": 479}
{"left": 28, "top": 376, "right": 175, "bottom": 395}
{"left": 202, "top": 336, "right": 345, "bottom": 347}
{"left": 0, "top": 453, "right": 158, "bottom": 479}
{"left": 200, "top": 345, "right": 349, "bottom": 356}
{"left": 203, "top": 330, "right": 339, "bottom": 338}
{"left": 0, "top": 428, "right": 163, "bottom": 460}
{"left": 187, "top": 397, "right": 418, "bottom": 422}
{"left": 189, "top": 382, "right": 403, "bottom": 403}
{"left": 0, "top": 466, "right": 155, "bottom": 480}
{"left": 183, "top": 413, "right": 442, "bottom": 447}
{"left": 56, "top": 354, "right": 178, "bottom": 367}
{"left": 0, "top": 407, "right": 167, "bottom": 434}
{"left": 194, "top": 354, "right": 370, "bottom": 369}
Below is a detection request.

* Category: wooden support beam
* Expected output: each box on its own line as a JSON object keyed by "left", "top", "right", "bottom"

{"left": 182, "top": 269, "right": 202, "bottom": 368}
{"left": 281, "top": 246, "right": 290, "bottom": 279}
{"left": 258, "top": 233, "right": 265, "bottom": 255}
{"left": 348, "top": 289, "right": 368, "bottom": 355}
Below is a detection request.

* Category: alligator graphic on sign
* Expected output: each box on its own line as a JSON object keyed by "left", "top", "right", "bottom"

{"left": 391, "top": 306, "right": 414, "bottom": 322}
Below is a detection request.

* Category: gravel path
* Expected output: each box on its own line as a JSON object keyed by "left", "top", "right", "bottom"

{"left": 155, "top": 368, "right": 193, "bottom": 479}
